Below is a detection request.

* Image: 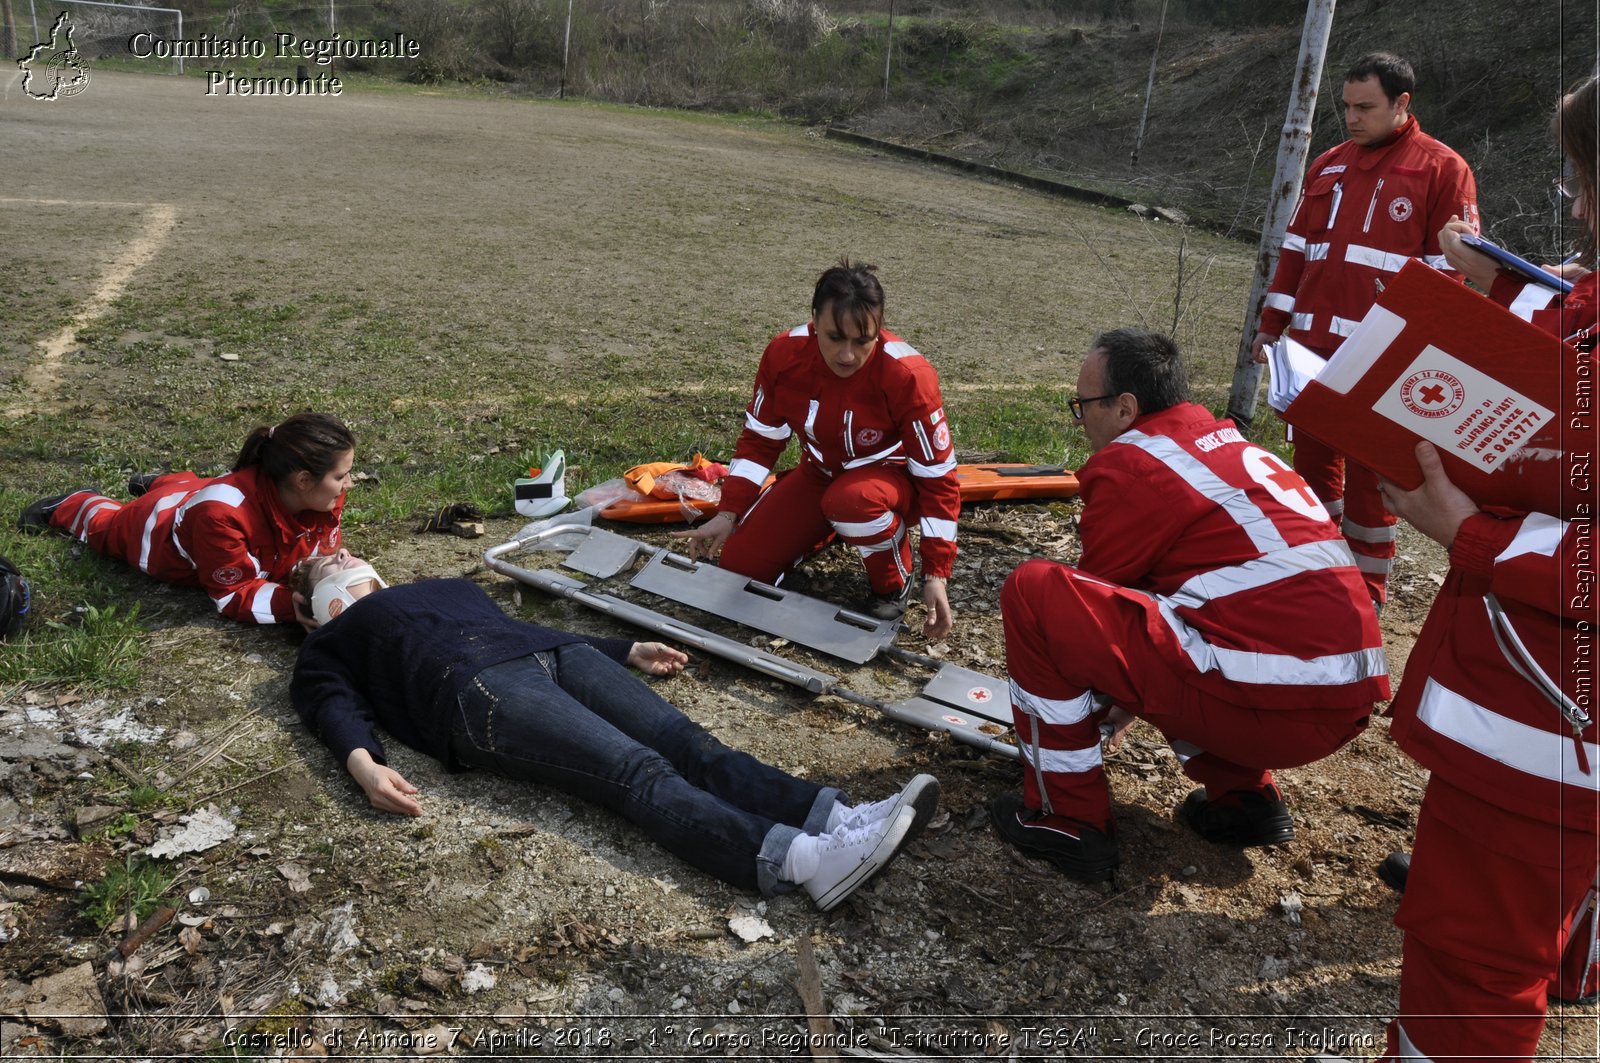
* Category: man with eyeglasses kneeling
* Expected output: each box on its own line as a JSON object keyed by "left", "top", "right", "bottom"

{"left": 989, "top": 329, "right": 1390, "bottom": 882}
{"left": 290, "top": 551, "right": 939, "bottom": 912}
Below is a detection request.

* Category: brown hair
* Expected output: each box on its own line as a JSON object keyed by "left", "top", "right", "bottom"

{"left": 234, "top": 412, "right": 355, "bottom": 486}
{"left": 811, "top": 259, "right": 885, "bottom": 337}
{"left": 1556, "top": 74, "right": 1599, "bottom": 264}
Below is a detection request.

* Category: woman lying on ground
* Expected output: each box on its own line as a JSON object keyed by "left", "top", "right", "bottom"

{"left": 19, "top": 412, "right": 354, "bottom": 629}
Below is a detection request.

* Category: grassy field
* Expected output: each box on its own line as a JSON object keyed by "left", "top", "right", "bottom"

{"left": 2, "top": 67, "right": 1254, "bottom": 649}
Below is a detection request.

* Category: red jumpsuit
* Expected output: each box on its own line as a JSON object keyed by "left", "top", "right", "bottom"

{"left": 1260, "top": 116, "right": 1479, "bottom": 603}
{"left": 718, "top": 324, "right": 959, "bottom": 595}
{"left": 1380, "top": 269, "right": 1600, "bottom": 1061}
{"left": 1002, "top": 403, "right": 1388, "bottom": 830}
{"left": 47, "top": 468, "right": 344, "bottom": 625}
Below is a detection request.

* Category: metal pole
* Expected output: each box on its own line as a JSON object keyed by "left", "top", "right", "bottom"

{"left": 561, "top": 0, "right": 573, "bottom": 99}
{"left": 1129, "top": 0, "right": 1168, "bottom": 167}
{"left": 882, "top": 0, "right": 894, "bottom": 101}
{"left": 1225, "top": 0, "right": 1336, "bottom": 431}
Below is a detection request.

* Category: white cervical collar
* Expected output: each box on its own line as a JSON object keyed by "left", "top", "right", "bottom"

{"left": 311, "top": 564, "right": 387, "bottom": 625}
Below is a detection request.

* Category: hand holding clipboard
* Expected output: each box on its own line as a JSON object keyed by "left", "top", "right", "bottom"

{"left": 1457, "top": 234, "right": 1575, "bottom": 294}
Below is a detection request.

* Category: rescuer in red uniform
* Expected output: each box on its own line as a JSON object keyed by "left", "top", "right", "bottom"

{"left": 990, "top": 329, "right": 1389, "bottom": 882}
{"left": 676, "top": 262, "right": 959, "bottom": 640}
{"left": 1362, "top": 75, "right": 1600, "bottom": 1061}
{"left": 1252, "top": 52, "right": 1479, "bottom": 608}
{"left": 19, "top": 412, "right": 353, "bottom": 628}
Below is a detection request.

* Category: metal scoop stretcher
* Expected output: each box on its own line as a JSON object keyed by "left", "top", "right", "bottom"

{"left": 484, "top": 523, "right": 1019, "bottom": 759}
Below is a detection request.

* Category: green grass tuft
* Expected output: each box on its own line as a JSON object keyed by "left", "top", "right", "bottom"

{"left": 78, "top": 855, "right": 175, "bottom": 930}
{"left": 0, "top": 603, "right": 145, "bottom": 690}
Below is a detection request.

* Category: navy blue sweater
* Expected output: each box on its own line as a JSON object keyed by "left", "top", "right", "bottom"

{"left": 290, "top": 579, "right": 633, "bottom": 769}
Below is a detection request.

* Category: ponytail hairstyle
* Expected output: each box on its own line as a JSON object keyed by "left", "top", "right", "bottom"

{"left": 1555, "top": 74, "right": 1599, "bottom": 266}
{"left": 234, "top": 412, "right": 356, "bottom": 486}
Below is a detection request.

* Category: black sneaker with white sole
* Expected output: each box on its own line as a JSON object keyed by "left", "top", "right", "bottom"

{"left": 988, "top": 793, "right": 1119, "bottom": 883}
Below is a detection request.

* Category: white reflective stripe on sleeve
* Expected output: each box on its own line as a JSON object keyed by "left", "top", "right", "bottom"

{"left": 1111, "top": 431, "right": 1288, "bottom": 553}
{"left": 787, "top": 323, "right": 809, "bottom": 338}
{"left": 1497, "top": 513, "right": 1567, "bottom": 563}
{"left": 1330, "top": 315, "right": 1362, "bottom": 337}
{"left": 908, "top": 457, "right": 957, "bottom": 478}
{"left": 912, "top": 419, "right": 933, "bottom": 462}
{"left": 919, "top": 516, "right": 958, "bottom": 541}
{"left": 1345, "top": 243, "right": 1410, "bottom": 272}
{"left": 176, "top": 482, "right": 246, "bottom": 516}
{"left": 1415, "top": 678, "right": 1600, "bottom": 790}
{"left": 1019, "top": 742, "right": 1104, "bottom": 776}
{"left": 249, "top": 584, "right": 278, "bottom": 624}
{"left": 842, "top": 443, "right": 903, "bottom": 469}
{"left": 1162, "top": 539, "right": 1356, "bottom": 611}
{"left": 1290, "top": 312, "right": 1314, "bottom": 332}
{"left": 1509, "top": 283, "right": 1559, "bottom": 321}
{"left": 1395, "top": 1023, "right": 1433, "bottom": 1061}
{"left": 1341, "top": 518, "right": 1398, "bottom": 544}
{"left": 1264, "top": 292, "right": 1295, "bottom": 312}
{"left": 1013, "top": 683, "right": 1099, "bottom": 727}
{"left": 1155, "top": 599, "right": 1388, "bottom": 687}
{"left": 1281, "top": 232, "right": 1306, "bottom": 253}
{"left": 1423, "top": 253, "right": 1451, "bottom": 270}
{"left": 804, "top": 442, "right": 828, "bottom": 466}
{"left": 1353, "top": 554, "right": 1392, "bottom": 574}
{"left": 842, "top": 410, "right": 856, "bottom": 458}
{"left": 803, "top": 399, "right": 819, "bottom": 441}
{"left": 883, "top": 340, "right": 918, "bottom": 360}
{"left": 743, "top": 412, "right": 790, "bottom": 440}
{"left": 1324, "top": 499, "right": 1345, "bottom": 520}
{"left": 1304, "top": 241, "right": 1330, "bottom": 261}
{"left": 213, "top": 591, "right": 236, "bottom": 613}
{"left": 140, "top": 494, "right": 188, "bottom": 572}
{"left": 727, "top": 458, "right": 770, "bottom": 486}
{"left": 831, "top": 512, "right": 896, "bottom": 539}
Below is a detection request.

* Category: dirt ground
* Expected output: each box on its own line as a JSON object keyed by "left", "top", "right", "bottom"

{"left": 4, "top": 504, "right": 1596, "bottom": 1060}
{"left": 1, "top": 70, "right": 1596, "bottom": 1060}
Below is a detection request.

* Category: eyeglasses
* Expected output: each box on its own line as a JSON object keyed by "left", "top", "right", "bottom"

{"left": 1555, "top": 172, "right": 1578, "bottom": 200}
{"left": 1069, "top": 393, "right": 1118, "bottom": 420}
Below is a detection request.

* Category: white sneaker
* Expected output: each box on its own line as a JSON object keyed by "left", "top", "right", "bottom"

{"left": 828, "top": 774, "right": 941, "bottom": 841}
{"left": 796, "top": 806, "right": 915, "bottom": 912}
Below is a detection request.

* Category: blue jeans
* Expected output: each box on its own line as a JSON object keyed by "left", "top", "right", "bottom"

{"left": 449, "top": 643, "right": 840, "bottom": 894}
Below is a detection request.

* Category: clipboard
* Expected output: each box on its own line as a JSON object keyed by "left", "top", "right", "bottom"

{"left": 1460, "top": 234, "right": 1575, "bottom": 294}
{"left": 1283, "top": 260, "right": 1583, "bottom": 516}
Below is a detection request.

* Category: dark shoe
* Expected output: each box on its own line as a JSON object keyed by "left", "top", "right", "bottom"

{"left": 127, "top": 472, "right": 164, "bottom": 498}
{"left": 1552, "top": 988, "right": 1600, "bottom": 1006}
{"left": 988, "top": 793, "right": 1119, "bottom": 883}
{"left": 1179, "top": 785, "right": 1295, "bottom": 847}
{"left": 860, "top": 580, "right": 913, "bottom": 621}
{"left": 1378, "top": 851, "right": 1409, "bottom": 894}
{"left": 17, "top": 489, "right": 97, "bottom": 535}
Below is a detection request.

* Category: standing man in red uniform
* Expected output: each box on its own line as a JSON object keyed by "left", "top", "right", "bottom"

{"left": 677, "top": 262, "right": 958, "bottom": 640}
{"left": 1252, "top": 52, "right": 1478, "bottom": 609}
{"left": 992, "top": 329, "right": 1388, "bottom": 881}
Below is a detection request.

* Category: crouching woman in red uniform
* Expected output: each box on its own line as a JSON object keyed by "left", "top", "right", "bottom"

{"left": 1370, "top": 75, "right": 1600, "bottom": 1062}
{"left": 19, "top": 412, "right": 354, "bottom": 629}
{"left": 675, "top": 262, "right": 959, "bottom": 640}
